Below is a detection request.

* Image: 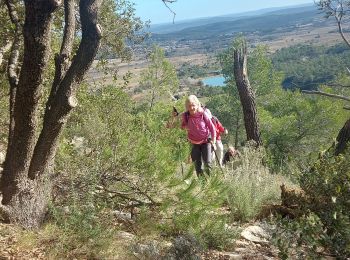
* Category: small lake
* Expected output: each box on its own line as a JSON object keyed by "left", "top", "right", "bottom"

{"left": 202, "top": 75, "right": 226, "bottom": 87}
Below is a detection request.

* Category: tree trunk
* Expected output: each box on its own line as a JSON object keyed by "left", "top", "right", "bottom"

{"left": 234, "top": 109, "right": 241, "bottom": 148}
{"left": 233, "top": 43, "right": 262, "bottom": 146}
{"left": 335, "top": 119, "right": 350, "bottom": 155}
{"left": 1, "top": 0, "right": 59, "bottom": 210}
{"left": 0, "top": 0, "right": 102, "bottom": 229}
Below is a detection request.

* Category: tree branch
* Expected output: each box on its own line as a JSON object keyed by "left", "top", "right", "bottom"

{"left": 1, "top": 0, "right": 60, "bottom": 205}
{"left": 317, "top": 0, "right": 350, "bottom": 47}
{"left": 301, "top": 89, "right": 350, "bottom": 102}
{"left": 28, "top": 0, "right": 102, "bottom": 179}
{"left": 47, "top": 0, "right": 76, "bottom": 112}
{"left": 328, "top": 82, "right": 350, "bottom": 88}
{"left": 335, "top": 16, "right": 350, "bottom": 48}
{"left": 4, "top": 0, "right": 22, "bottom": 152}
{"left": 162, "top": 0, "right": 176, "bottom": 23}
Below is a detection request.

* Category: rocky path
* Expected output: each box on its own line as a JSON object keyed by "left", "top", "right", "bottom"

{"left": 202, "top": 224, "right": 279, "bottom": 260}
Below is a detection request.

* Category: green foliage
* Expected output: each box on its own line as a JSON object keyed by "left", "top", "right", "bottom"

{"left": 55, "top": 85, "right": 236, "bottom": 252}
{"left": 300, "top": 151, "right": 350, "bottom": 257}
{"left": 47, "top": 199, "right": 114, "bottom": 258}
{"left": 259, "top": 88, "right": 347, "bottom": 169}
{"left": 272, "top": 43, "right": 350, "bottom": 90}
{"left": 177, "top": 62, "right": 209, "bottom": 78}
{"left": 216, "top": 40, "right": 348, "bottom": 171}
{"left": 206, "top": 90, "right": 243, "bottom": 147}
{"left": 225, "top": 145, "right": 287, "bottom": 222}
{"left": 98, "top": 0, "right": 147, "bottom": 61}
{"left": 159, "top": 172, "right": 237, "bottom": 250}
{"left": 273, "top": 151, "right": 350, "bottom": 258}
{"left": 272, "top": 213, "right": 325, "bottom": 259}
{"left": 140, "top": 45, "right": 179, "bottom": 109}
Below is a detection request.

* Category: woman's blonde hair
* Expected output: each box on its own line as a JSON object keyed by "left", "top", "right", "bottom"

{"left": 185, "top": 95, "right": 200, "bottom": 108}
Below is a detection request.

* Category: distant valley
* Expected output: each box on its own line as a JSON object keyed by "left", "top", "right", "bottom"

{"left": 145, "top": 4, "right": 341, "bottom": 56}
{"left": 90, "top": 3, "right": 344, "bottom": 92}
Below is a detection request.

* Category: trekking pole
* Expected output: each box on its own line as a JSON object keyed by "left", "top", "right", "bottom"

{"left": 211, "top": 143, "right": 225, "bottom": 174}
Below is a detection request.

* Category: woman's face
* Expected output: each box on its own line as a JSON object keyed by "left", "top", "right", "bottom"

{"left": 187, "top": 101, "right": 198, "bottom": 115}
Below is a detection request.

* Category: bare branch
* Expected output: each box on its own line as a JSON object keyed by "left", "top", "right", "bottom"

{"left": 335, "top": 16, "right": 350, "bottom": 48}
{"left": 301, "top": 89, "right": 350, "bottom": 102}
{"left": 47, "top": 0, "right": 76, "bottom": 112}
{"left": 162, "top": 0, "right": 176, "bottom": 23}
{"left": 316, "top": 0, "right": 350, "bottom": 47}
{"left": 328, "top": 82, "right": 350, "bottom": 88}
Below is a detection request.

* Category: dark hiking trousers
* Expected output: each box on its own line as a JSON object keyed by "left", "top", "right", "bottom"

{"left": 191, "top": 142, "right": 212, "bottom": 176}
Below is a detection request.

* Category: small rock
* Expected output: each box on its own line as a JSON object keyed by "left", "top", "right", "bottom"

{"left": 116, "top": 231, "right": 136, "bottom": 242}
{"left": 241, "top": 225, "right": 269, "bottom": 244}
{"left": 164, "top": 234, "right": 202, "bottom": 260}
{"left": 63, "top": 206, "right": 70, "bottom": 214}
{"left": 112, "top": 210, "right": 133, "bottom": 222}
{"left": 224, "top": 252, "right": 243, "bottom": 260}
{"left": 234, "top": 240, "right": 250, "bottom": 247}
{"left": 234, "top": 248, "right": 247, "bottom": 253}
{"left": 132, "top": 241, "right": 160, "bottom": 259}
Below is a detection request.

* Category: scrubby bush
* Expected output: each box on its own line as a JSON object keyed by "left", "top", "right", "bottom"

{"left": 300, "top": 151, "right": 350, "bottom": 257}
{"left": 50, "top": 84, "right": 237, "bottom": 254}
{"left": 273, "top": 151, "right": 350, "bottom": 258}
{"left": 272, "top": 213, "right": 325, "bottom": 259}
{"left": 159, "top": 172, "right": 238, "bottom": 250}
{"left": 225, "top": 145, "right": 289, "bottom": 222}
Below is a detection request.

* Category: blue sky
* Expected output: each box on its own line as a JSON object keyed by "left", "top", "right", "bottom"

{"left": 132, "top": 0, "right": 314, "bottom": 24}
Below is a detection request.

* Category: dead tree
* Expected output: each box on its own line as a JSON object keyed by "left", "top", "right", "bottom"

{"left": 233, "top": 42, "right": 262, "bottom": 146}
{"left": 0, "top": 0, "right": 102, "bottom": 229}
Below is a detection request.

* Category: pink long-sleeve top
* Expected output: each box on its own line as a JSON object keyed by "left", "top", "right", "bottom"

{"left": 181, "top": 111, "right": 216, "bottom": 144}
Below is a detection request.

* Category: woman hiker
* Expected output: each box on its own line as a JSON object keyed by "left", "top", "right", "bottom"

{"left": 168, "top": 95, "right": 216, "bottom": 176}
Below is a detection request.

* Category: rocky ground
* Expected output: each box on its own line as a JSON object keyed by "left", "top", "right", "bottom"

{"left": 0, "top": 223, "right": 46, "bottom": 259}
{"left": 0, "top": 221, "right": 278, "bottom": 260}
{"left": 0, "top": 222, "right": 279, "bottom": 259}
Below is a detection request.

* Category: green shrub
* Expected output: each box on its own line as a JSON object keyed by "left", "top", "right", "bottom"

{"left": 299, "top": 151, "right": 350, "bottom": 258}
{"left": 272, "top": 213, "right": 325, "bottom": 259}
{"left": 272, "top": 151, "right": 350, "bottom": 258}
{"left": 225, "top": 145, "right": 289, "bottom": 222}
{"left": 54, "top": 85, "right": 236, "bottom": 252}
{"left": 158, "top": 171, "right": 238, "bottom": 250}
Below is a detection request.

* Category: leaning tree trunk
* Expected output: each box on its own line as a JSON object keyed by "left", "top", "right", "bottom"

{"left": 335, "top": 118, "right": 350, "bottom": 155}
{"left": 0, "top": 0, "right": 102, "bottom": 229}
{"left": 233, "top": 43, "right": 262, "bottom": 146}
